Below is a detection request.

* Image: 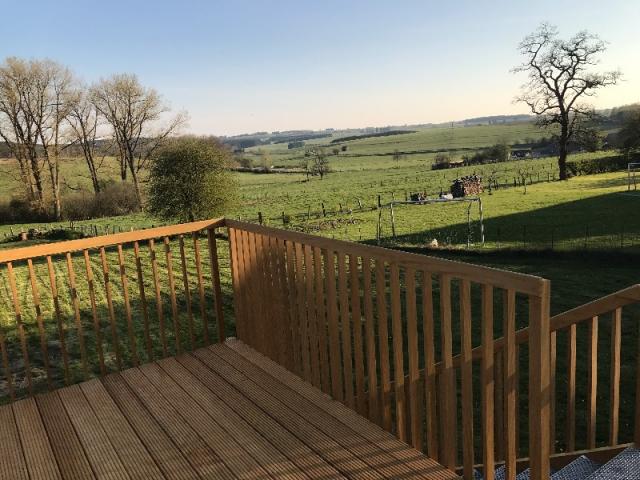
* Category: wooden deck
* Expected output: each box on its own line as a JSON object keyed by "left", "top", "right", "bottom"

{"left": 0, "top": 339, "right": 458, "bottom": 480}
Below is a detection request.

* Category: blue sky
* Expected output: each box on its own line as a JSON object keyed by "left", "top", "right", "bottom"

{"left": 2, "top": 0, "right": 638, "bottom": 135}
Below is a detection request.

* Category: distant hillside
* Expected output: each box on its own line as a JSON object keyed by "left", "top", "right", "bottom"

{"left": 457, "top": 114, "right": 533, "bottom": 126}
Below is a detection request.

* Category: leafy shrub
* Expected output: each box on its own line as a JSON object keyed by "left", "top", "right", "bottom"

{"left": 566, "top": 154, "right": 636, "bottom": 176}
{"left": 61, "top": 182, "right": 140, "bottom": 221}
{"left": 0, "top": 197, "right": 53, "bottom": 224}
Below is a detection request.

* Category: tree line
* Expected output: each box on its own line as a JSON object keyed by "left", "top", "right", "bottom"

{"left": 0, "top": 57, "right": 185, "bottom": 220}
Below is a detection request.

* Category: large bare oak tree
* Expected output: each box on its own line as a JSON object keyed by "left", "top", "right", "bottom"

{"left": 514, "top": 24, "right": 621, "bottom": 180}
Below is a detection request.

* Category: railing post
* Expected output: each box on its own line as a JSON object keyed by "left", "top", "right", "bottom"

{"left": 529, "top": 281, "right": 551, "bottom": 480}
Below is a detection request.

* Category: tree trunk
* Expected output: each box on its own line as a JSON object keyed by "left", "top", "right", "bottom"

{"left": 558, "top": 125, "right": 569, "bottom": 180}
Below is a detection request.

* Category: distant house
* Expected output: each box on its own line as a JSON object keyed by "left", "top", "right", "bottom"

{"left": 510, "top": 148, "right": 532, "bottom": 159}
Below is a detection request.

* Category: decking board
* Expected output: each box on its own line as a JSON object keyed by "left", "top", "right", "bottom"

{"left": 0, "top": 340, "right": 458, "bottom": 480}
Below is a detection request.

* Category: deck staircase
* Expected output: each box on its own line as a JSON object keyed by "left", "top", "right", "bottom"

{"left": 476, "top": 447, "right": 640, "bottom": 480}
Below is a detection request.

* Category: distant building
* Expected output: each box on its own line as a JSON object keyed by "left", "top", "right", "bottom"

{"left": 510, "top": 148, "right": 532, "bottom": 159}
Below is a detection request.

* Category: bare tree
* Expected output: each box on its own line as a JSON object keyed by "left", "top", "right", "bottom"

{"left": 307, "top": 146, "right": 330, "bottom": 179}
{"left": 90, "top": 74, "right": 186, "bottom": 208}
{"left": 514, "top": 24, "right": 621, "bottom": 179}
{"left": 67, "top": 86, "right": 103, "bottom": 194}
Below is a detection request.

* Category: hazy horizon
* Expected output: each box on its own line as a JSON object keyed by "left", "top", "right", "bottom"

{"left": 3, "top": 0, "right": 639, "bottom": 136}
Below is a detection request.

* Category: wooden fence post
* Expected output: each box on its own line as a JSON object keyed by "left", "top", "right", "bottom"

{"left": 529, "top": 281, "right": 551, "bottom": 480}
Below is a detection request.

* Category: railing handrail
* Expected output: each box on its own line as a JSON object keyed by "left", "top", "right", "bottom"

{"left": 226, "top": 219, "right": 547, "bottom": 296}
{"left": 0, "top": 218, "right": 225, "bottom": 263}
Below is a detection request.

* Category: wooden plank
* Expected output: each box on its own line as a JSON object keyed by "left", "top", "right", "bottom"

{"left": 0, "top": 328, "right": 14, "bottom": 401}
{"left": 119, "top": 369, "right": 234, "bottom": 479}
{"left": 66, "top": 253, "right": 89, "bottom": 380}
{"left": 194, "top": 347, "right": 385, "bottom": 479}
{"left": 566, "top": 323, "right": 577, "bottom": 451}
{"left": 438, "top": 274, "right": 456, "bottom": 469}
{"left": 610, "top": 307, "right": 621, "bottom": 446}
{"left": 175, "top": 354, "right": 345, "bottom": 479}
{"left": 58, "top": 385, "right": 129, "bottom": 479}
{"left": 313, "top": 246, "right": 331, "bottom": 394}
{"left": 207, "top": 228, "right": 226, "bottom": 343}
{"left": 305, "top": 244, "right": 321, "bottom": 387}
{"left": 362, "top": 256, "right": 379, "bottom": 423}
{"left": 178, "top": 235, "right": 196, "bottom": 350}
{"left": 6, "top": 262, "right": 33, "bottom": 394}
{"left": 285, "top": 240, "right": 302, "bottom": 375}
{"left": 549, "top": 330, "right": 556, "bottom": 453}
{"left": 326, "top": 250, "right": 344, "bottom": 401}
{"left": 226, "top": 228, "right": 244, "bottom": 341}
{"left": 207, "top": 344, "right": 437, "bottom": 480}
{"left": 494, "top": 354, "right": 504, "bottom": 462}
{"left": 13, "top": 398, "right": 61, "bottom": 479}
{"left": 226, "top": 340, "right": 460, "bottom": 480}
{"left": 100, "top": 247, "right": 123, "bottom": 370}
{"left": 163, "top": 237, "right": 181, "bottom": 355}
{"left": 225, "top": 220, "right": 546, "bottom": 296}
{"left": 102, "top": 374, "right": 200, "bottom": 480}
{"left": 349, "top": 254, "right": 366, "bottom": 416}
{"left": 148, "top": 239, "right": 167, "bottom": 357}
{"left": 405, "top": 266, "right": 421, "bottom": 450}
{"left": 375, "top": 259, "right": 392, "bottom": 431}
{"left": 36, "top": 392, "right": 95, "bottom": 479}
{"left": 83, "top": 250, "right": 105, "bottom": 376}
{"left": 422, "top": 270, "right": 438, "bottom": 460}
{"left": 389, "top": 263, "right": 406, "bottom": 442}
{"left": 294, "top": 242, "right": 311, "bottom": 381}
{"left": 504, "top": 289, "right": 517, "bottom": 480}
{"left": 338, "top": 251, "right": 355, "bottom": 409}
{"left": 0, "top": 404, "right": 29, "bottom": 479}
{"left": 80, "top": 379, "right": 164, "bottom": 479}
{"left": 0, "top": 218, "right": 225, "bottom": 263}
{"left": 481, "top": 284, "right": 495, "bottom": 480}
{"left": 47, "top": 256, "right": 70, "bottom": 385}
{"left": 27, "top": 259, "right": 52, "bottom": 388}
{"left": 587, "top": 316, "right": 598, "bottom": 449}
{"left": 193, "top": 232, "right": 210, "bottom": 345}
{"left": 134, "top": 364, "right": 272, "bottom": 479}
{"left": 460, "top": 279, "right": 474, "bottom": 479}
{"left": 133, "top": 241, "right": 153, "bottom": 362}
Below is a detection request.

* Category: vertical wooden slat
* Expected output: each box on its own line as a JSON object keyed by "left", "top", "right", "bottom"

{"left": 133, "top": 241, "right": 153, "bottom": 361}
{"left": 549, "top": 330, "right": 557, "bottom": 453}
{"left": 178, "top": 236, "right": 195, "bottom": 350}
{"left": 314, "top": 246, "right": 330, "bottom": 394}
{"left": 504, "top": 289, "right": 517, "bottom": 480}
{"left": 294, "top": 242, "right": 311, "bottom": 381}
{"left": 65, "top": 253, "right": 89, "bottom": 380}
{"left": 46, "top": 256, "right": 69, "bottom": 384}
{"left": 260, "top": 234, "right": 276, "bottom": 359}
{"left": 194, "top": 232, "right": 210, "bottom": 345}
{"left": 304, "top": 245, "right": 320, "bottom": 388}
{"left": 438, "top": 274, "right": 456, "bottom": 469}
{"left": 481, "top": 284, "right": 495, "bottom": 480}
{"left": 163, "top": 236, "right": 181, "bottom": 355}
{"left": 117, "top": 244, "right": 138, "bottom": 366}
{"left": 494, "top": 354, "right": 505, "bottom": 462}
{"left": 285, "top": 240, "right": 302, "bottom": 376}
{"left": 422, "top": 270, "right": 438, "bottom": 460}
{"left": 5, "top": 262, "right": 33, "bottom": 394}
{"left": 82, "top": 250, "right": 105, "bottom": 376}
{"left": 276, "top": 238, "right": 294, "bottom": 370}
{"left": 269, "top": 236, "right": 288, "bottom": 366}
{"left": 338, "top": 252, "right": 355, "bottom": 409}
{"left": 148, "top": 239, "right": 167, "bottom": 358}
{"left": 27, "top": 259, "right": 52, "bottom": 388}
{"left": 587, "top": 316, "right": 598, "bottom": 449}
{"left": 326, "top": 250, "right": 343, "bottom": 401}
{"left": 460, "top": 279, "right": 474, "bottom": 479}
{"left": 528, "top": 285, "right": 551, "bottom": 480}
{"left": 242, "top": 231, "right": 257, "bottom": 348}
{"left": 610, "top": 307, "right": 621, "bottom": 446}
{"left": 389, "top": 263, "right": 406, "bottom": 442}
{"left": 362, "top": 255, "right": 379, "bottom": 423}
{"left": 376, "top": 259, "right": 392, "bottom": 431}
{"left": 405, "top": 266, "right": 421, "bottom": 450}
{"left": 350, "top": 254, "right": 366, "bottom": 417}
{"left": 566, "top": 323, "right": 577, "bottom": 451}
{"left": 207, "top": 228, "right": 226, "bottom": 343}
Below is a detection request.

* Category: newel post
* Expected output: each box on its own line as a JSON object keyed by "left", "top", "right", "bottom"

{"left": 529, "top": 280, "right": 551, "bottom": 480}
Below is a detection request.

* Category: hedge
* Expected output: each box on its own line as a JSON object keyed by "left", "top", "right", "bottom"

{"left": 566, "top": 153, "right": 639, "bottom": 176}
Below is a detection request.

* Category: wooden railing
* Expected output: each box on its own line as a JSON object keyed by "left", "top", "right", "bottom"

{"left": 226, "top": 219, "right": 552, "bottom": 480}
{"left": 0, "top": 218, "right": 226, "bottom": 401}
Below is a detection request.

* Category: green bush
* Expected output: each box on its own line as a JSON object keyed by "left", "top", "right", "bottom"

{"left": 61, "top": 182, "right": 140, "bottom": 221}
{"left": 566, "top": 154, "right": 637, "bottom": 176}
